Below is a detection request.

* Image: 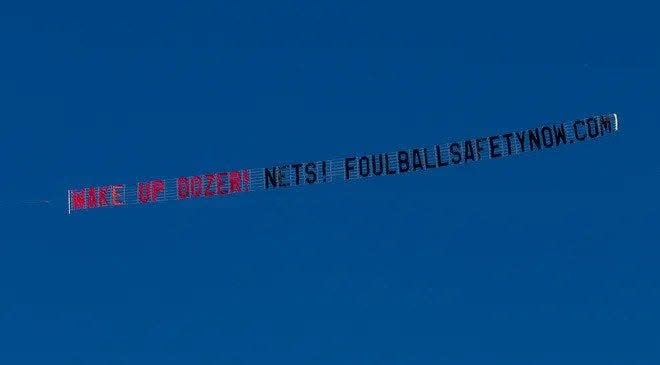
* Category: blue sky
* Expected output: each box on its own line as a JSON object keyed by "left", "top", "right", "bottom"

{"left": 1, "top": 1, "right": 659, "bottom": 364}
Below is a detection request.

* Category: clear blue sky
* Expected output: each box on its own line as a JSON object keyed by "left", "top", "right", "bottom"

{"left": 1, "top": 1, "right": 659, "bottom": 364}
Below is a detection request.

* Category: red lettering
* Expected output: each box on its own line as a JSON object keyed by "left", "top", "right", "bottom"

{"left": 242, "top": 170, "right": 250, "bottom": 192}
{"left": 151, "top": 179, "right": 165, "bottom": 201}
{"left": 111, "top": 185, "right": 125, "bottom": 206}
{"left": 87, "top": 187, "right": 98, "bottom": 208}
{"left": 71, "top": 190, "right": 85, "bottom": 209}
{"left": 98, "top": 186, "right": 109, "bottom": 206}
{"left": 229, "top": 171, "right": 241, "bottom": 193}
{"left": 216, "top": 172, "right": 227, "bottom": 195}
{"left": 204, "top": 174, "right": 215, "bottom": 197}
{"left": 177, "top": 177, "right": 189, "bottom": 199}
{"left": 191, "top": 176, "right": 202, "bottom": 197}
{"left": 138, "top": 182, "right": 150, "bottom": 203}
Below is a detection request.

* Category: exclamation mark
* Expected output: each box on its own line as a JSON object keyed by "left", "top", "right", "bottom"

{"left": 321, "top": 161, "right": 328, "bottom": 182}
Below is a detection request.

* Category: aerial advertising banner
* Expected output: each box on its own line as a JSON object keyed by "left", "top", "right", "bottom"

{"left": 67, "top": 113, "right": 619, "bottom": 214}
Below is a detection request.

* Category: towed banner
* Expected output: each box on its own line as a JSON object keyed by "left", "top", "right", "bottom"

{"left": 67, "top": 113, "right": 619, "bottom": 213}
